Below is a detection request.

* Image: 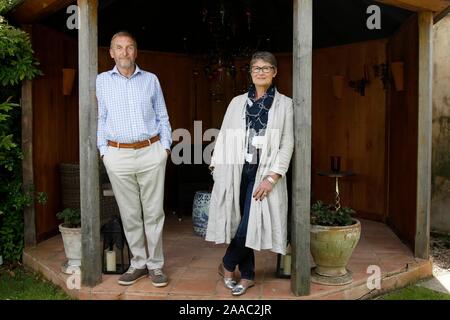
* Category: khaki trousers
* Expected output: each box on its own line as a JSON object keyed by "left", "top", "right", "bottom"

{"left": 102, "top": 140, "right": 168, "bottom": 270}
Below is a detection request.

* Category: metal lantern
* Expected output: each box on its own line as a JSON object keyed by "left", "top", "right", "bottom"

{"left": 101, "top": 216, "right": 131, "bottom": 274}
{"left": 276, "top": 243, "right": 292, "bottom": 278}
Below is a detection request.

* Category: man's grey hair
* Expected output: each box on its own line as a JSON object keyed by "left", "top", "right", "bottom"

{"left": 110, "top": 31, "right": 137, "bottom": 48}
{"left": 249, "top": 51, "right": 277, "bottom": 69}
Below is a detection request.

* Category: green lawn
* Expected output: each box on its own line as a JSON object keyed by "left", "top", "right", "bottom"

{"left": 376, "top": 285, "right": 450, "bottom": 300}
{"left": 0, "top": 266, "right": 72, "bottom": 300}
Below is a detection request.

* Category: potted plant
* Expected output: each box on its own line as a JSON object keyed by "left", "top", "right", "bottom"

{"left": 56, "top": 208, "right": 81, "bottom": 274}
{"left": 310, "top": 200, "right": 361, "bottom": 285}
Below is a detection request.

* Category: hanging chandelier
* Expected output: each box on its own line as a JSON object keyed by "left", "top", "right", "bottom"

{"left": 201, "top": 1, "right": 251, "bottom": 76}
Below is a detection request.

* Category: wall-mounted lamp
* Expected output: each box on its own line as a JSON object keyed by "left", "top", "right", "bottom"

{"left": 62, "top": 68, "right": 76, "bottom": 96}
{"left": 348, "top": 78, "right": 369, "bottom": 96}
{"left": 348, "top": 64, "right": 371, "bottom": 96}
{"left": 373, "top": 63, "right": 389, "bottom": 90}
{"left": 373, "top": 62, "right": 404, "bottom": 92}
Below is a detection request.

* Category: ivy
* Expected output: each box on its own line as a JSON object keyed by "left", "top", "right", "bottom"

{"left": 0, "top": 0, "right": 21, "bottom": 15}
{"left": 0, "top": 20, "right": 42, "bottom": 86}
{"left": 0, "top": 15, "right": 42, "bottom": 263}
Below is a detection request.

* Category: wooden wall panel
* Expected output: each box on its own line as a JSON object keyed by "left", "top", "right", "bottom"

{"left": 275, "top": 53, "right": 294, "bottom": 97}
{"left": 387, "top": 15, "right": 419, "bottom": 248}
{"left": 32, "top": 25, "right": 79, "bottom": 242}
{"left": 311, "top": 40, "right": 388, "bottom": 220}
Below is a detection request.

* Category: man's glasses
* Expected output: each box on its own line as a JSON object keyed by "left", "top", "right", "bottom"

{"left": 251, "top": 66, "right": 275, "bottom": 74}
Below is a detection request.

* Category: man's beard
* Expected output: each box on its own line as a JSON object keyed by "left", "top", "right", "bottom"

{"left": 118, "top": 59, "right": 134, "bottom": 69}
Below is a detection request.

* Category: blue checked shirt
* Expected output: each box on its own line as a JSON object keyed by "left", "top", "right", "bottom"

{"left": 96, "top": 65, "right": 172, "bottom": 156}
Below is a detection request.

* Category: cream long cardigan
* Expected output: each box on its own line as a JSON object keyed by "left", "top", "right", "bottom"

{"left": 205, "top": 90, "right": 294, "bottom": 254}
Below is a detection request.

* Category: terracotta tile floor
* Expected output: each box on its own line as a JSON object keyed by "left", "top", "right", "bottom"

{"left": 23, "top": 216, "right": 432, "bottom": 300}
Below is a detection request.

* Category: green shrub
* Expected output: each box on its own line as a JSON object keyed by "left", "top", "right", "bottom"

{"left": 311, "top": 200, "right": 355, "bottom": 226}
{"left": 0, "top": 98, "right": 27, "bottom": 263}
{"left": 0, "top": 20, "right": 41, "bottom": 86}
{"left": 0, "top": 16, "right": 42, "bottom": 263}
{"left": 56, "top": 208, "right": 81, "bottom": 228}
{"left": 0, "top": 0, "right": 21, "bottom": 15}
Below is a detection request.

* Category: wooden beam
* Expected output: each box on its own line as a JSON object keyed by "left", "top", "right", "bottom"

{"left": 78, "top": 0, "right": 101, "bottom": 287}
{"left": 291, "top": 0, "right": 312, "bottom": 296}
{"left": 10, "top": 0, "right": 75, "bottom": 24}
{"left": 375, "top": 0, "right": 450, "bottom": 13}
{"left": 415, "top": 11, "right": 433, "bottom": 259}
{"left": 434, "top": 5, "right": 450, "bottom": 24}
{"left": 21, "top": 25, "right": 36, "bottom": 247}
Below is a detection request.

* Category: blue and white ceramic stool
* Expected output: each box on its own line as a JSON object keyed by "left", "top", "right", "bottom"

{"left": 192, "top": 191, "right": 211, "bottom": 237}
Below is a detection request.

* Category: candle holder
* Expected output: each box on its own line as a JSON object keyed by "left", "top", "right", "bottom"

{"left": 276, "top": 243, "right": 292, "bottom": 278}
{"left": 330, "top": 156, "right": 341, "bottom": 173}
{"left": 101, "top": 216, "right": 131, "bottom": 274}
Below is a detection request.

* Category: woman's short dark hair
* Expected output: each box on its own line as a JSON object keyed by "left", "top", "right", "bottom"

{"left": 110, "top": 31, "right": 137, "bottom": 48}
{"left": 250, "top": 51, "right": 277, "bottom": 69}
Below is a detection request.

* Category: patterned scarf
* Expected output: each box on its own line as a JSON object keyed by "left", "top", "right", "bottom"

{"left": 246, "top": 83, "right": 276, "bottom": 134}
{"left": 245, "top": 84, "right": 276, "bottom": 163}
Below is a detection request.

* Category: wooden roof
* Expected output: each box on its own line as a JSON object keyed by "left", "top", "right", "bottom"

{"left": 8, "top": 0, "right": 450, "bottom": 25}
{"left": 9, "top": 0, "right": 75, "bottom": 24}
{"left": 375, "top": 0, "right": 449, "bottom": 13}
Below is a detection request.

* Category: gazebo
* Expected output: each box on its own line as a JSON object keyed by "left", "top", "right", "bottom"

{"left": 8, "top": 0, "right": 450, "bottom": 297}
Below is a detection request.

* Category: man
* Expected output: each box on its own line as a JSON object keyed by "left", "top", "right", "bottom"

{"left": 96, "top": 31, "right": 172, "bottom": 287}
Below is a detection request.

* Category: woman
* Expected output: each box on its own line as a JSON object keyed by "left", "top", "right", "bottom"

{"left": 205, "top": 52, "right": 294, "bottom": 296}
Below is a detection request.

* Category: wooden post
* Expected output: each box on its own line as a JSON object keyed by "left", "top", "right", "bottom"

{"left": 78, "top": 0, "right": 101, "bottom": 286}
{"left": 415, "top": 11, "right": 433, "bottom": 259}
{"left": 291, "top": 0, "right": 312, "bottom": 296}
{"left": 22, "top": 49, "right": 36, "bottom": 247}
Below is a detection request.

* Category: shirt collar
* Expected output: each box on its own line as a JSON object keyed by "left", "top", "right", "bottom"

{"left": 109, "top": 64, "right": 142, "bottom": 78}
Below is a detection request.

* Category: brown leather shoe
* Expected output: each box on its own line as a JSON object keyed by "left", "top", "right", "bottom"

{"left": 231, "top": 279, "right": 255, "bottom": 296}
{"left": 218, "top": 263, "right": 236, "bottom": 290}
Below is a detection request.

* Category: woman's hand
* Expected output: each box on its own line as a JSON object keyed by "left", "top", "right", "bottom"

{"left": 253, "top": 172, "right": 281, "bottom": 201}
{"left": 253, "top": 179, "right": 273, "bottom": 201}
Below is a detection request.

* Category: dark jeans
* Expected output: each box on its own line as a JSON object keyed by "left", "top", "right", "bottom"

{"left": 222, "top": 162, "right": 258, "bottom": 280}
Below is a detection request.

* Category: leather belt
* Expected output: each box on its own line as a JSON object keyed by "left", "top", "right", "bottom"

{"left": 107, "top": 135, "right": 160, "bottom": 149}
